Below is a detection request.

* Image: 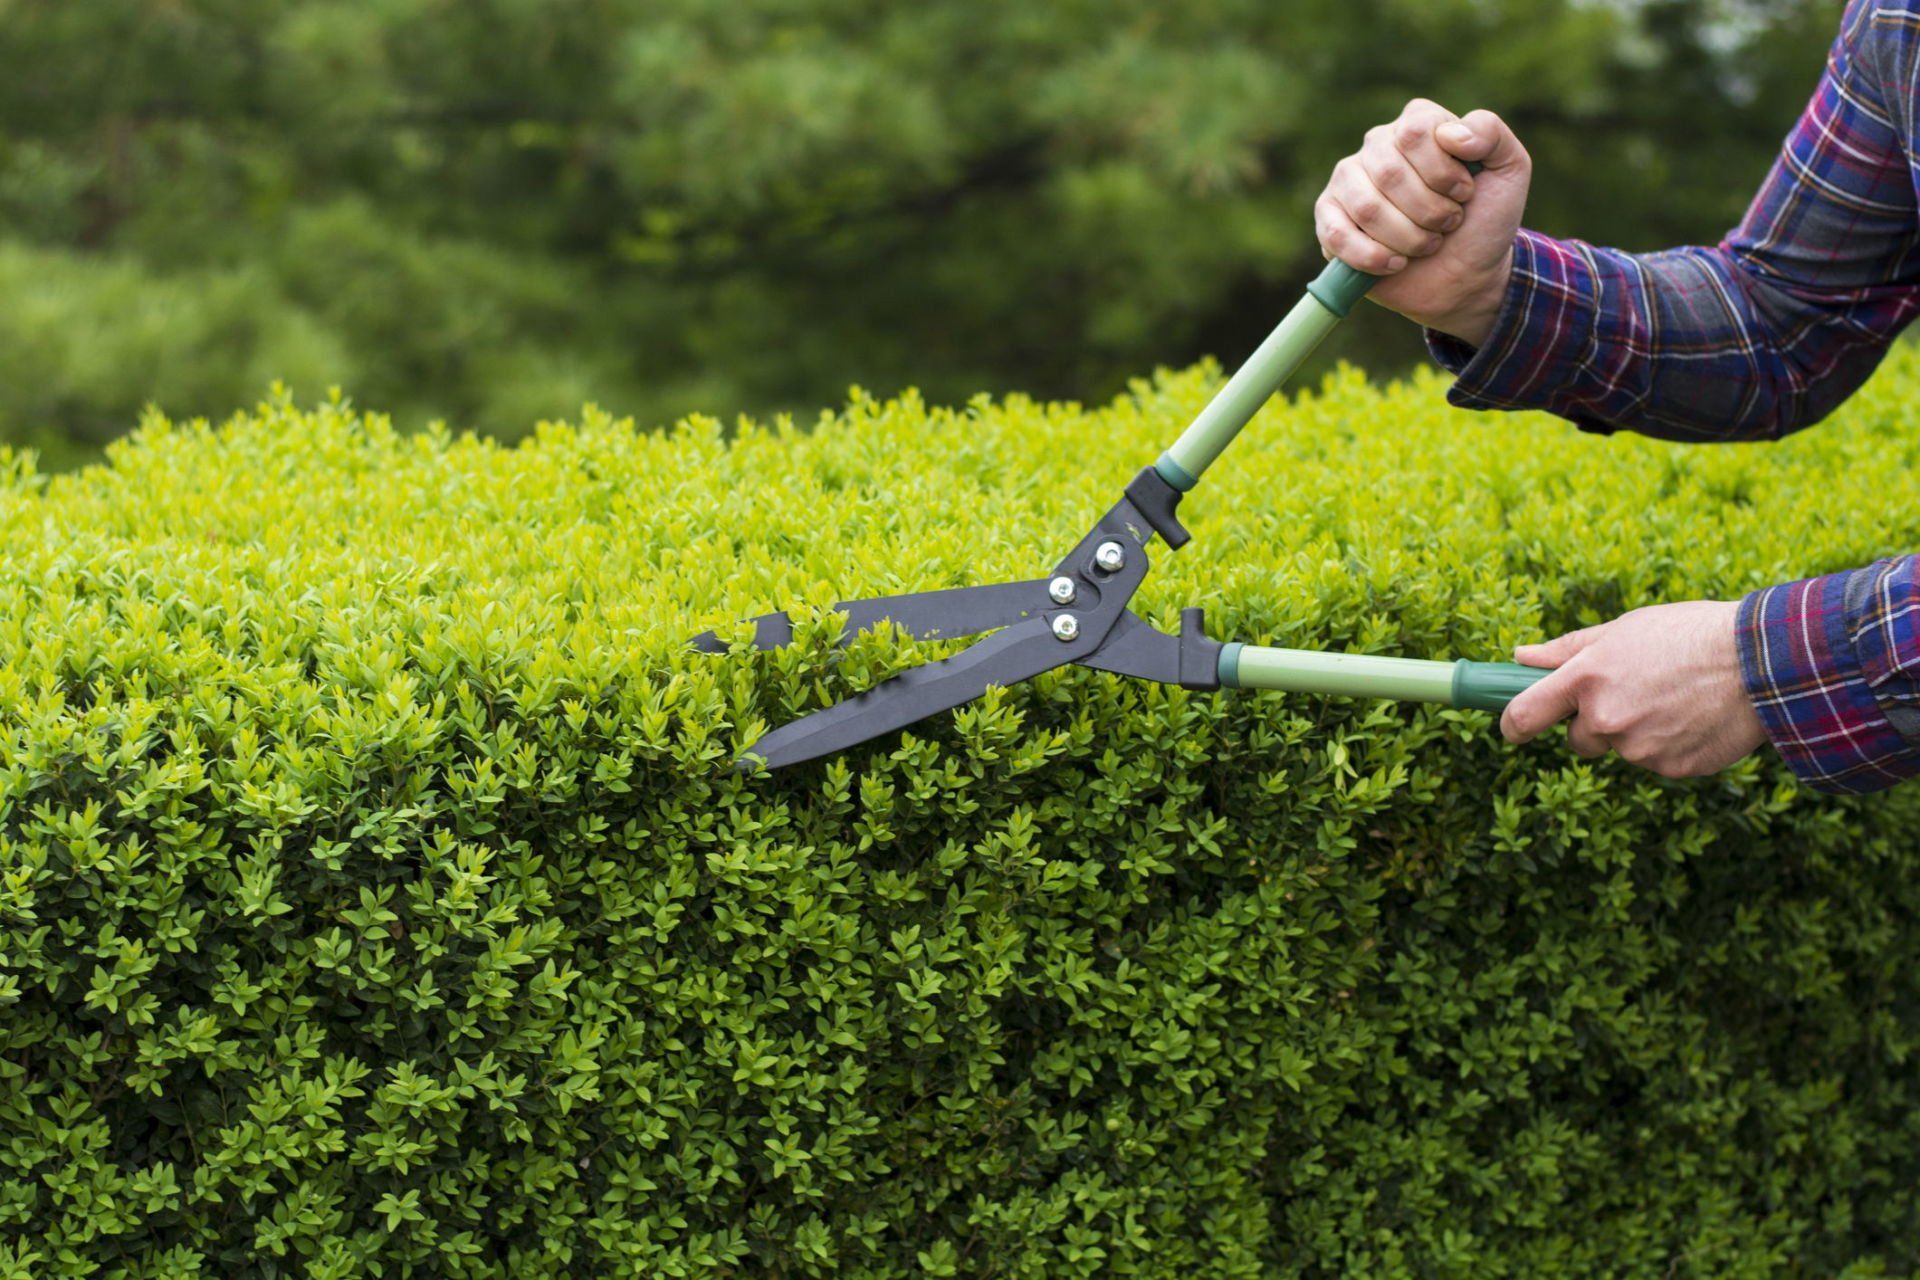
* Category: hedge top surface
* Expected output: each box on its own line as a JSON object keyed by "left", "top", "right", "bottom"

{"left": 4, "top": 361, "right": 1920, "bottom": 1278}
{"left": 9, "top": 356, "right": 1917, "bottom": 734}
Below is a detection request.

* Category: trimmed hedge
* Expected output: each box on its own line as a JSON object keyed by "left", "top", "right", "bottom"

{"left": 4, "top": 357, "right": 1920, "bottom": 1278}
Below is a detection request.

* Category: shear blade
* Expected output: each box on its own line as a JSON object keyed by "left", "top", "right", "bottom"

{"left": 692, "top": 579, "right": 1053, "bottom": 654}
{"left": 740, "top": 615, "right": 1071, "bottom": 771}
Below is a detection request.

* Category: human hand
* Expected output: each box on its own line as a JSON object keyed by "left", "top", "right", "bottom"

{"left": 1315, "top": 98, "right": 1531, "bottom": 346}
{"left": 1500, "top": 601, "right": 1769, "bottom": 778}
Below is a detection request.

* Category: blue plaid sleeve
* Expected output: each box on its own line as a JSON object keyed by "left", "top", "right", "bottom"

{"left": 1426, "top": 0, "right": 1920, "bottom": 790}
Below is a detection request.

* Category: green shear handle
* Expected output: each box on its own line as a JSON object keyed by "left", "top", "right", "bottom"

{"left": 1153, "top": 162, "right": 1548, "bottom": 712}
{"left": 1154, "top": 160, "right": 1485, "bottom": 493}
{"left": 1219, "top": 646, "right": 1548, "bottom": 713}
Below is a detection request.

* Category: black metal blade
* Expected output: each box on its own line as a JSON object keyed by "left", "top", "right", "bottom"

{"left": 741, "top": 616, "right": 1072, "bottom": 770}
{"left": 691, "top": 579, "right": 1052, "bottom": 654}
{"left": 834, "top": 579, "right": 1053, "bottom": 642}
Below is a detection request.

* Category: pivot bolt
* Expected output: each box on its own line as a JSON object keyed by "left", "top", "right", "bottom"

{"left": 1094, "top": 541, "right": 1126, "bottom": 573}
{"left": 1048, "top": 576, "right": 1077, "bottom": 605}
{"left": 1052, "top": 614, "right": 1080, "bottom": 642}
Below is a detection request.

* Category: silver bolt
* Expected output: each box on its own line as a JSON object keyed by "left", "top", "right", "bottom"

{"left": 1051, "top": 614, "right": 1080, "bottom": 642}
{"left": 1048, "top": 576, "right": 1077, "bottom": 605}
{"left": 1094, "top": 541, "right": 1126, "bottom": 573}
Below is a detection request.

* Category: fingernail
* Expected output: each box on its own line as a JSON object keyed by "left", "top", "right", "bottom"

{"left": 1439, "top": 122, "right": 1472, "bottom": 144}
{"left": 1450, "top": 181, "right": 1473, "bottom": 201}
{"left": 1441, "top": 212, "right": 1462, "bottom": 231}
{"left": 1386, "top": 254, "right": 1408, "bottom": 271}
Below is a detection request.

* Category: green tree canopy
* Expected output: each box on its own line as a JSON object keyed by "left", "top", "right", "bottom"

{"left": 0, "top": 0, "right": 1838, "bottom": 460}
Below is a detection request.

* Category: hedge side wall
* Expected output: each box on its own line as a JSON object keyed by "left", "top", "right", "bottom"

{"left": 4, "top": 358, "right": 1920, "bottom": 1277}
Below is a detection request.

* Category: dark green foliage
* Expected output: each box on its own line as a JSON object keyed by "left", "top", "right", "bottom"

{"left": 3, "top": 360, "right": 1920, "bottom": 1275}
{"left": 0, "top": 0, "right": 1839, "bottom": 460}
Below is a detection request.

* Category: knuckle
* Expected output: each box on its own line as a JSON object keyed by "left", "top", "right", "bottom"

{"left": 1586, "top": 707, "right": 1628, "bottom": 737}
{"left": 1394, "top": 117, "right": 1427, "bottom": 150}
{"left": 1350, "top": 194, "right": 1382, "bottom": 222}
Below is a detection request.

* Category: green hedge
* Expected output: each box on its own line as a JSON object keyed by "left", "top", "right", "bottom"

{"left": 4, "top": 358, "right": 1920, "bottom": 1278}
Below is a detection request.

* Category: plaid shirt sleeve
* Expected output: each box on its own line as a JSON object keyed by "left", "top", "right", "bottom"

{"left": 1426, "top": 0, "right": 1920, "bottom": 792}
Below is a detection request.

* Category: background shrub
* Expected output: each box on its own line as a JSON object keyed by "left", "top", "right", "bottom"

{"left": 3, "top": 357, "right": 1920, "bottom": 1276}
{"left": 0, "top": 0, "right": 1843, "bottom": 459}
{"left": 0, "top": 243, "right": 355, "bottom": 469}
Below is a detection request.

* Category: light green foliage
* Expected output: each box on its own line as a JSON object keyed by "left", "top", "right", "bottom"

{"left": 4, "top": 354, "right": 1920, "bottom": 1277}
{"left": 0, "top": 0, "right": 1840, "bottom": 459}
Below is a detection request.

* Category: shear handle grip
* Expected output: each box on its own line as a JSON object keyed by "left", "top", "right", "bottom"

{"left": 1450, "top": 660, "right": 1551, "bottom": 712}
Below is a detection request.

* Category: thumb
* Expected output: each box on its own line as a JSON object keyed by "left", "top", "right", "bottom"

{"left": 1500, "top": 664, "right": 1582, "bottom": 745}
{"left": 1437, "top": 109, "right": 1527, "bottom": 174}
{"left": 1514, "top": 622, "right": 1605, "bottom": 669}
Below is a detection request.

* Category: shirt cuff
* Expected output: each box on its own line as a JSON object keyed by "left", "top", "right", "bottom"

{"left": 1422, "top": 229, "right": 1619, "bottom": 435}
{"left": 1736, "top": 568, "right": 1920, "bottom": 794}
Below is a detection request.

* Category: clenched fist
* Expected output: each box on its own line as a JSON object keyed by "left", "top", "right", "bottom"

{"left": 1316, "top": 98, "right": 1532, "bottom": 346}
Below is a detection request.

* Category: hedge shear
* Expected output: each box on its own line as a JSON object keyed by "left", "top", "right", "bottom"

{"left": 696, "top": 202, "right": 1549, "bottom": 771}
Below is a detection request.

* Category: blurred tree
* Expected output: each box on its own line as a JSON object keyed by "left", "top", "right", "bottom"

{"left": 0, "top": 0, "right": 1840, "bottom": 461}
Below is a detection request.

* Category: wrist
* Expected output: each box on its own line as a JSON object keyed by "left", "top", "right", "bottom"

{"left": 1430, "top": 246, "right": 1515, "bottom": 349}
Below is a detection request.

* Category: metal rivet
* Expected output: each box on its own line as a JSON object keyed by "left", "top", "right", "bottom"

{"left": 1052, "top": 614, "right": 1080, "bottom": 642}
{"left": 1094, "top": 541, "right": 1126, "bottom": 573}
{"left": 1048, "top": 576, "right": 1077, "bottom": 605}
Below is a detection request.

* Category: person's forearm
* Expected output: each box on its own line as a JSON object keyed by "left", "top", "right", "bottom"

{"left": 1432, "top": 0, "right": 1920, "bottom": 443}
{"left": 1428, "top": 230, "right": 1909, "bottom": 443}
